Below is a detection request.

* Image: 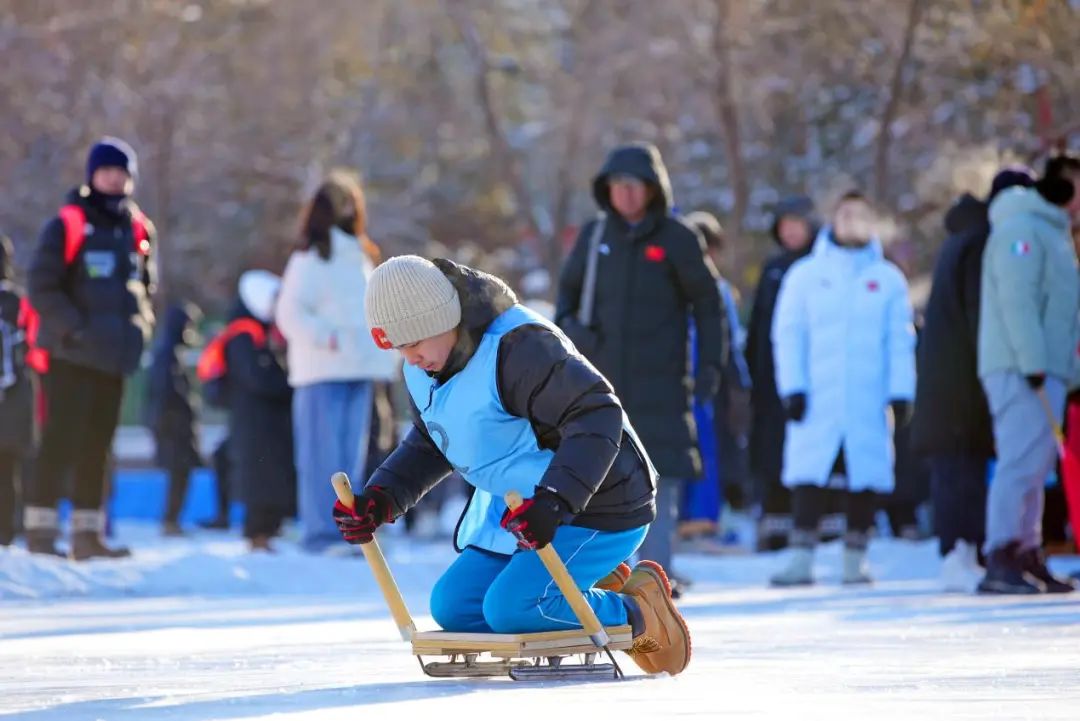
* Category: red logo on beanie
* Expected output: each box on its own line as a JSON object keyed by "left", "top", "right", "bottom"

{"left": 867, "top": 280, "right": 880, "bottom": 292}
{"left": 644, "top": 245, "right": 666, "bottom": 262}
{"left": 371, "top": 328, "right": 393, "bottom": 350}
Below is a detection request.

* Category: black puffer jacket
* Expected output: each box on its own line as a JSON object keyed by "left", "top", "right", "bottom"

{"left": 745, "top": 196, "right": 815, "bottom": 484}
{"left": 146, "top": 303, "right": 201, "bottom": 470}
{"left": 28, "top": 186, "right": 155, "bottom": 376}
{"left": 909, "top": 194, "right": 995, "bottom": 457}
{"left": 224, "top": 300, "right": 295, "bottom": 519}
{"left": 554, "top": 143, "right": 728, "bottom": 479}
{"left": 0, "top": 241, "right": 34, "bottom": 454}
{"left": 367, "top": 260, "right": 657, "bottom": 542}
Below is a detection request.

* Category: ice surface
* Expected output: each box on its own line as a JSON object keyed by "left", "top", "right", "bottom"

{"left": 3, "top": 524, "right": 1080, "bottom": 720}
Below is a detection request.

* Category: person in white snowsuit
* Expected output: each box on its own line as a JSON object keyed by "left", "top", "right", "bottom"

{"left": 770, "top": 192, "right": 916, "bottom": 586}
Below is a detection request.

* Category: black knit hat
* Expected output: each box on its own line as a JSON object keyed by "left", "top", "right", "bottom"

{"left": 769, "top": 195, "right": 818, "bottom": 245}
{"left": 86, "top": 137, "right": 138, "bottom": 183}
{"left": 988, "top": 166, "right": 1036, "bottom": 201}
{"left": 1035, "top": 154, "right": 1080, "bottom": 207}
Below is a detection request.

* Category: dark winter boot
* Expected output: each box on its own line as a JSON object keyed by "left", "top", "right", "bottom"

{"left": 24, "top": 506, "right": 64, "bottom": 557}
{"left": 1018, "top": 547, "right": 1077, "bottom": 594}
{"left": 977, "top": 541, "right": 1044, "bottom": 594}
{"left": 248, "top": 535, "right": 275, "bottom": 553}
{"left": 161, "top": 521, "right": 186, "bottom": 538}
{"left": 69, "top": 509, "right": 130, "bottom": 561}
{"left": 757, "top": 514, "right": 792, "bottom": 552}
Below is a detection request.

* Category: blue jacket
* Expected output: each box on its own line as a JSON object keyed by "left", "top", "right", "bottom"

{"left": 404, "top": 305, "right": 563, "bottom": 554}
{"left": 368, "top": 260, "right": 657, "bottom": 555}
{"left": 977, "top": 186, "right": 1080, "bottom": 386}
{"left": 772, "top": 230, "right": 916, "bottom": 492}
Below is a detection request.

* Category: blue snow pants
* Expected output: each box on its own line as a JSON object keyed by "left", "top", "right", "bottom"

{"left": 429, "top": 524, "right": 648, "bottom": 634}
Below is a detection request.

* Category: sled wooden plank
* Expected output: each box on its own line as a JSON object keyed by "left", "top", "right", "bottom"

{"left": 411, "top": 625, "right": 633, "bottom": 656}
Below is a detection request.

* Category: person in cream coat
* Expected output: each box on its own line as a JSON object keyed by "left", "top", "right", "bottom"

{"left": 276, "top": 171, "right": 399, "bottom": 551}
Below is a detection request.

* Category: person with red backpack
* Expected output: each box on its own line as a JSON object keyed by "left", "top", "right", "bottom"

{"left": 217, "top": 270, "right": 295, "bottom": 551}
{"left": 24, "top": 137, "right": 156, "bottom": 559}
{"left": 0, "top": 235, "right": 36, "bottom": 546}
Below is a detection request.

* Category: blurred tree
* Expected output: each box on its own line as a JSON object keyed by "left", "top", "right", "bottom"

{"left": 0, "top": 0, "right": 1077, "bottom": 314}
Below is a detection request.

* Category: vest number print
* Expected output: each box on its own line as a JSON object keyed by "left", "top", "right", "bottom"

{"left": 426, "top": 421, "right": 470, "bottom": 474}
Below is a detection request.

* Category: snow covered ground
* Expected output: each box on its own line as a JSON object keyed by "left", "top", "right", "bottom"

{"left": 3, "top": 524, "right": 1080, "bottom": 721}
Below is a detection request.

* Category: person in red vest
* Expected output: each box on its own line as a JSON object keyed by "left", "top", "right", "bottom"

{"left": 24, "top": 137, "right": 156, "bottom": 559}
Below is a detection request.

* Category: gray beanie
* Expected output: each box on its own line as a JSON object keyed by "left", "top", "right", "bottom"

{"left": 365, "top": 255, "right": 461, "bottom": 349}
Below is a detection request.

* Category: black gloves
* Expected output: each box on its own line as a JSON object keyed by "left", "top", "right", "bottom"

{"left": 500, "top": 488, "right": 570, "bottom": 551}
{"left": 783, "top": 393, "right": 807, "bottom": 422}
{"left": 890, "top": 399, "right": 913, "bottom": 427}
{"left": 332, "top": 486, "right": 395, "bottom": 545}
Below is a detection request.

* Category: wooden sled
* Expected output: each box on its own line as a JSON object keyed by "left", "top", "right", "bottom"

{"left": 331, "top": 473, "right": 632, "bottom": 681}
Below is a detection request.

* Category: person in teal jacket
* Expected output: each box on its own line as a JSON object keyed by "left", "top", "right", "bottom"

{"left": 331, "top": 255, "right": 692, "bottom": 676}
{"left": 976, "top": 155, "right": 1080, "bottom": 595}
{"left": 769, "top": 192, "right": 917, "bottom": 587}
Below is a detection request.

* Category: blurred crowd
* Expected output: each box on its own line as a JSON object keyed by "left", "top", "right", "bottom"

{"left": 1, "top": 136, "right": 1079, "bottom": 597}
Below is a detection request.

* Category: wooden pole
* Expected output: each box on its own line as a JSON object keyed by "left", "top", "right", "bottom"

{"left": 331, "top": 472, "right": 416, "bottom": 642}
{"left": 504, "top": 490, "right": 610, "bottom": 648}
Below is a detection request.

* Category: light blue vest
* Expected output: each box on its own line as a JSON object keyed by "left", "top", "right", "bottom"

{"left": 403, "top": 305, "right": 559, "bottom": 555}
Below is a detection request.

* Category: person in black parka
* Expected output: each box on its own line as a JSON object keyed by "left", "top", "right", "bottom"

{"left": 26, "top": 137, "right": 155, "bottom": 559}
{"left": 224, "top": 270, "right": 296, "bottom": 550}
{"left": 0, "top": 235, "right": 36, "bottom": 545}
{"left": 745, "top": 196, "right": 817, "bottom": 550}
{"left": 145, "top": 301, "right": 203, "bottom": 536}
{"left": 910, "top": 168, "right": 1036, "bottom": 581}
{"left": 555, "top": 143, "right": 728, "bottom": 581}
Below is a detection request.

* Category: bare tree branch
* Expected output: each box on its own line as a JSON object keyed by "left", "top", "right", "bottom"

{"left": 443, "top": 0, "right": 542, "bottom": 242}
{"left": 713, "top": 0, "right": 748, "bottom": 242}
{"left": 874, "top": 0, "right": 924, "bottom": 201}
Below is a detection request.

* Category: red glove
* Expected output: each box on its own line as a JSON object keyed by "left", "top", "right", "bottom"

{"left": 332, "top": 486, "right": 395, "bottom": 545}
{"left": 500, "top": 489, "right": 569, "bottom": 551}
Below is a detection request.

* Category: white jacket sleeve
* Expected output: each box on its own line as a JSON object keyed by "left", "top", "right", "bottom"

{"left": 771, "top": 265, "right": 809, "bottom": 397}
{"left": 275, "top": 253, "right": 336, "bottom": 349}
{"left": 886, "top": 270, "right": 917, "bottom": 401}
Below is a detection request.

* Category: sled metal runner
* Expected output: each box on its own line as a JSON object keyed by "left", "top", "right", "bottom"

{"left": 416, "top": 651, "right": 621, "bottom": 681}
{"left": 331, "top": 473, "right": 629, "bottom": 681}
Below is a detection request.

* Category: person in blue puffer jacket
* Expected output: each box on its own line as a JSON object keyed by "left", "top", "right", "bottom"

{"left": 330, "top": 255, "right": 692, "bottom": 676}
{"left": 769, "top": 192, "right": 917, "bottom": 587}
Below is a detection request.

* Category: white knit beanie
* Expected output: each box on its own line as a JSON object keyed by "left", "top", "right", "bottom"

{"left": 238, "top": 269, "right": 281, "bottom": 323}
{"left": 365, "top": 255, "right": 461, "bottom": 349}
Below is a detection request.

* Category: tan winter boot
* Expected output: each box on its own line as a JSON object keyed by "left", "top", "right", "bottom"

{"left": 620, "top": 561, "right": 692, "bottom": 676}
{"left": 595, "top": 562, "right": 631, "bottom": 592}
{"left": 69, "top": 509, "right": 131, "bottom": 561}
{"left": 24, "top": 506, "right": 64, "bottom": 557}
